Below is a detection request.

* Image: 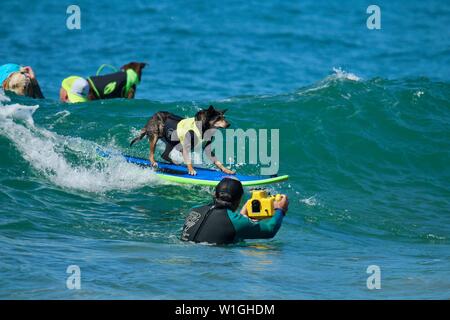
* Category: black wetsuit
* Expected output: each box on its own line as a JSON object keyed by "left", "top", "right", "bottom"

{"left": 87, "top": 71, "right": 128, "bottom": 99}
{"left": 181, "top": 204, "right": 285, "bottom": 245}
{"left": 161, "top": 113, "right": 183, "bottom": 146}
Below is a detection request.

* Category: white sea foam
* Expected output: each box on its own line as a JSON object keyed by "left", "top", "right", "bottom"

{"left": 46, "top": 110, "right": 71, "bottom": 129}
{"left": 0, "top": 103, "right": 163, "bottom": 193}
{"left": 300, "top": 196, "right": 319, "bottom": 207}
{"left": 296, "top": 79, "right": 332, "bottom": 95}
{"left": 331, "top": 67, "right": 361, "bottom": 81}
{"left": 0, "top": 90, "right": 11, "bottom": 103}
{"left": 0, "top": 103, "right": 38, "bottom": 124}
{"left": 297, "top": 68, "right": 361, "bottom": 96}
{"left": 414, "top": 90, "right": 424, "bottom": 98}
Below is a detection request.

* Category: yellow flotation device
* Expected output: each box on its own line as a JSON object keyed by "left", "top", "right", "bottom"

{"left": 177, "top": 117, "right": 202, "bottom": 145}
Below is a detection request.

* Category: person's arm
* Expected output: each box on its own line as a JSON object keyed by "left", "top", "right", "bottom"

{"left": 228, "top": 209, "right": 285, "bottom": 240}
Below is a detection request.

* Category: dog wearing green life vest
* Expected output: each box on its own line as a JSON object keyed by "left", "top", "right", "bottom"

{"left": 130, "top": 105, "right": 234, "bottom": 176}
{"left": 60, "top": 62, "right": 147, "bottom": 103}
{"left": 87, "top": 62, "right": 147, "bottom": 100}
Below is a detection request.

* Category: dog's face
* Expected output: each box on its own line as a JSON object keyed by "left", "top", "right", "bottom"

{"left": 120, "top": 62, "right": 147, "bottom": 81}
{"left": 3, "top": 72, "right": 31, "bottom": 96}
{"left": 196, "top": 105, "right": 230, "bottom": 129}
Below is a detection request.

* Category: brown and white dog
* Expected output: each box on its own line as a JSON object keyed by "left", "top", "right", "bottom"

{"left": 130, "top": 105, "right": 235, "bottom": 175}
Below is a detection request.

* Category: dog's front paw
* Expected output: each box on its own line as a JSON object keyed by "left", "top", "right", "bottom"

{"left": 221, "top": 168, "right": 235, "bottom": 175}
{"left": 150, "top": 161, "right": 158, "bottom": 168}
{"left": 186, "top": 164, "right": 197, "bottom": 175}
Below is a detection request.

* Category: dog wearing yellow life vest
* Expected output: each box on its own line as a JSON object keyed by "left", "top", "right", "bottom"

{"left": 130, "top": 105, "right": 234, "bottom": 175}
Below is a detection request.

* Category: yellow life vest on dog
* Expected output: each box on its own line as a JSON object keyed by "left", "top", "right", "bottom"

{"left": 177, "top": 117, "right": 202, "bottom": 145}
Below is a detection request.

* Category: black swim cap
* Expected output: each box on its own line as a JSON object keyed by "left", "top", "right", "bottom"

{"left": 215, "top": 177, "right": 244, "bottom": 206}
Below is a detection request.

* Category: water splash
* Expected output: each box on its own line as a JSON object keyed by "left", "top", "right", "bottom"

{"left": 0, "top": 103, "right": 162, "bottom": 193}
{"left": 331, "top": 67, "right": 361, "bottom": 81}
{"left": 0, "top": 90, "right": 11, "bottom": 103}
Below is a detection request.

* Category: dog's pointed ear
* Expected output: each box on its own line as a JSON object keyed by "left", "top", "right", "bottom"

{"left": 220, "top": 109, "right": 228, "bottom": 114}
{"left": 120, "top": 63, "right": 130, "bottom": 70}
{"left": 207, "top": 105, "right": 215, "bottom": 112}
{"left": 195, "top": 109, "right": 207, "bottom": 122}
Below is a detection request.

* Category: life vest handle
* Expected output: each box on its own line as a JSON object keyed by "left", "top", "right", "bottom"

{"left": 96, "top": 64, "right": 118, "bottom": 76}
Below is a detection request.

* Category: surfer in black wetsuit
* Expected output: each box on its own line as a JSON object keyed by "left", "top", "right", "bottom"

{"left": 181, "top": 177, "right": 289, "bottom": 245}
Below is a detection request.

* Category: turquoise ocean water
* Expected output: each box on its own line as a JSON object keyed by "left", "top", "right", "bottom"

{"left": 0, "top": 0, "right": 449, "bottom": 299}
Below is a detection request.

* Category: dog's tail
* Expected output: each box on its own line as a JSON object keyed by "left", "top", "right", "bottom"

{"left": 130, "top": 129, "right": 147, "bottom": 147}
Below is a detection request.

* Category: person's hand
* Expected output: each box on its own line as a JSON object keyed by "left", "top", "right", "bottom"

{"left": 21, "top": 66, "right": 35, "bottom": 79}
{"left": 240, "top": 204, "right": 258, "bottom": 222}
{"left": 274, "top": 194, "right": 289, "bottom": 215}
{"left": 240, "top": 204, "right": 248, "bottom": 217}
